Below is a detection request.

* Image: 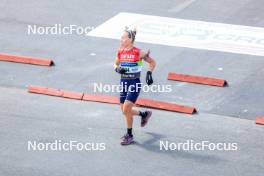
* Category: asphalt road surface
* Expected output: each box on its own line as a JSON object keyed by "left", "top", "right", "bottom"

{"left": 0, "top": 0, "right": 263, "bottom": 176}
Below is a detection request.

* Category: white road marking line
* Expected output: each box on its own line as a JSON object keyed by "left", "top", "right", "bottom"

{"left": 88, "top": 12, "right": 264, "bottom": 57}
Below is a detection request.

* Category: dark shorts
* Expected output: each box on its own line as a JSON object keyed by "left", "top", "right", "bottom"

{"left": 120, "top": 78, "right": 141, "bottom": 104}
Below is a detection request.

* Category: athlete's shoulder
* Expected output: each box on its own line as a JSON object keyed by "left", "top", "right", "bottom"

{"left": 132, "top": 47, "right": 141, "bottom": 53}
{"left": 117, "top": 48, "right": 124, "bottom": 57}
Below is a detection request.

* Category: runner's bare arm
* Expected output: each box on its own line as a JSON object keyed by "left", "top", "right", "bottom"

{"left": 140, "top": 50, "right": 156, "bottom": 72}
{"left": 113, "top": 57, "right": 120, "bottom": 68}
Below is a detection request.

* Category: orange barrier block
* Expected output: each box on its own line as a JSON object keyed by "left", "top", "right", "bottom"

{"left": 136, "top": 98, "right": 196, "bottom": 114}
{"left": 28, "top": 85, "right": 63, "bottom": 97}
{"left": 44, "top": 88, "right": 63, "bottom": 97}
{"left": 28, "top": 85, "right": 48, "bottom": 94}
{"left": 0, "top": 53, "right": 53, "bottom": 66}
{"left": 168, "top": 72, "right": 227, "bottom": 87}
{"left": 82, "top": 94, "right": 119, "bottom": 104}
{"left": 256, "top": 117, "right": 264, "bottom": 125}
{"left": 63, "top": 91, "right": 84, "bottom": 100}
{"left": 28, "top": 86, "right": 196, "bottom": 114}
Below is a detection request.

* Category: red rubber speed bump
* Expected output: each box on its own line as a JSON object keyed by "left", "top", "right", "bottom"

{"left": 136, "top": 98, "right": 196, "bottom": 114}
{"left": 28, "top": 85, "right": 196, "bottom": 114}
{"left": 82, "top": 94, "right": 119, "bottom": 104}
{"left": 28, "top": 85, "right": 82, "bottom": 99}
{"left": 28, "top": 85, "right": 63, "bottom": 97}
{"left": 168, "top": 72, "right": 227, "bottom": 87}
{"left": 63, "top": 91, "right": 84, "bottom": 100}
{"left": 0, "top": 53, "right": 53, "bottom": 66}
{"left": 256, "top": 117, "right": 264, "bottom": 125}
{"left": 28, "top": 85, "right": 47, "bottom": 94}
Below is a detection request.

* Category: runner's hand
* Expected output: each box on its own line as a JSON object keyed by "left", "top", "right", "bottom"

{"left": 146, "top": 71, "right": 153, "bottom": 85}
{"left": 115, "top": 67, "right": 128, "bottom": 74}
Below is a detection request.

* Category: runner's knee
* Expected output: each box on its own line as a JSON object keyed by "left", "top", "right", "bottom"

{"left": 123, "top": 104, "right": 132, "bottom": 116}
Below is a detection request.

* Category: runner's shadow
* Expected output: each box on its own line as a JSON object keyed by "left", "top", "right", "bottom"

{"left": 134, "top": 132, "right": 225, "bottom": 164}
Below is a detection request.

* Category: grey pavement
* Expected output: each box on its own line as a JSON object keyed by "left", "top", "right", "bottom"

{"left": 0, "top": 0, "right": 263, "bottom": 176}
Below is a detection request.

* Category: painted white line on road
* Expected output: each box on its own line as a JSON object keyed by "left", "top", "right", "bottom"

{"left": 88, "top": 12, "right": 264, "bottom": 56}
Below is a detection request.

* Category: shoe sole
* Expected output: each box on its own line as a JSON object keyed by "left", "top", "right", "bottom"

{"left": 120, "top": 141, "right": 134, "bottom": 145}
